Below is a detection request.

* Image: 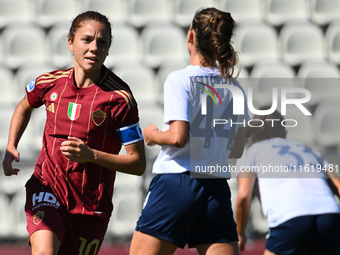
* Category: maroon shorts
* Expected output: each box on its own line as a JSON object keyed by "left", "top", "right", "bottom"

{"left": 25, "top": 178, "right": 109, "bottom": 255}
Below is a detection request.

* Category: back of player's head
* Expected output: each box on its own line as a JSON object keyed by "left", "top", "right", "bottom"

{"left": 246, "top": 108, "right": 287, "bottom": 144}
{"left": 191, "top": 7, "right": 238, "bottom": 78}
{"left": 68, "top": 11, "right": 112, "bottom": 46}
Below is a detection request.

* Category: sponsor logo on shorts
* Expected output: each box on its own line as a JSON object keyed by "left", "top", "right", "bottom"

{"left": 32, "top": 192, "right": 60, "bottom": 210}
{"left": 33, "top": 211, "right": 45, "bottom": 225}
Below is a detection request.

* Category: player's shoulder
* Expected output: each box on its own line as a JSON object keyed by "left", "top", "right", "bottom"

{"left": 166, "top": 65, "right": 196, "bottom": 82}
{"left": 35, "top": 68, "right": 72, "bottom": 86}
{"left": 100, "top": 69, "right": 137, "bottom": 108}
{"left": 163, "top": 66, "right": 192, "bottom": 90}
{"left": 100, "top": 68, "right": 130, "bottom": 91}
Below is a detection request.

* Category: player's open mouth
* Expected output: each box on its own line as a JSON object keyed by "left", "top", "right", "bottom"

{"left": 85, "top": 57, "right": 98, "bottom": 63}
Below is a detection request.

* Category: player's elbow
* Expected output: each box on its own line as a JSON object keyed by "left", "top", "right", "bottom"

{"left": 170, "top": 134, "right": 188, "bottom": 148}
{"left": 135, "top": 162, "right": 146, "bottom": 176}
{"left": 237, "top": 184, "right": 253, "bottom": 202}
{"left": 237, "top": 192, "right": 251, "bottom": 204}
{"left": 174, "top": 139, "right": 187, "bottom": 148}
{"left": 129, "top": 156, "right": 145, "bottom": 176}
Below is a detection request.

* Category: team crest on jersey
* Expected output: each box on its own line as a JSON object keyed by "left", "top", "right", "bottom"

{"left": 33, "top": 211, "right": 44, "bottom": 225}
{"left": 26, "top": 78, "right": 36, "bottom": 92}
{"left": 92, "top": 110, "right": 106, "bottom": 126}
{"left": 68, "top": 102, "right": 81, "bottom": 121}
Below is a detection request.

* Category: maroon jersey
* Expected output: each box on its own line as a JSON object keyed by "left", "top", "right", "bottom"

{"left": 25, "top": 67, "right": 142, "bottom": 218}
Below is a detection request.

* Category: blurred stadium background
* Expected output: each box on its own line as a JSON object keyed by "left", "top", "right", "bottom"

{"left": 0, "top": 0, "right": 339, "bottom": 254}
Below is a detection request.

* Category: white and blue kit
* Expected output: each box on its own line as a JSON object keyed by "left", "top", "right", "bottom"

{"left": 136, "top": 65, "right": 249, "bottom": 248}
{"left": 236, "top": 138, "right": 340, "bottom": 254}
{"left": 153, "top": 65, "right": 249, "bottom": 177}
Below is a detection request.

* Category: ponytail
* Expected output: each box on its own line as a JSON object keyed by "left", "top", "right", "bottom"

{"left": 191, "top": 8, "right": 239, "bottom": 78}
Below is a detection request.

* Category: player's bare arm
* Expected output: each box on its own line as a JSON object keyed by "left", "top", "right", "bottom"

{"left": 60, "top": 137, "right": 146, "bottom": 176}
{"left": 2, "top": 96, "right": 34, "bottom": 176}
{"left": 143, "top": 120, "right": 189, "bottom": 148}
{"left": 229, "top": 127, "right": 246, "bottom": 159}
{"left": 236, "top": 172, "right": 256, "bottom": 251}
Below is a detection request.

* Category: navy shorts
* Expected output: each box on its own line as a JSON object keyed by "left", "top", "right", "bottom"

{"left": 135, "top": 172, "right": 238, "bottom": 248}
{"left": 266, "top": 214, "right": 340, "bottom": 255}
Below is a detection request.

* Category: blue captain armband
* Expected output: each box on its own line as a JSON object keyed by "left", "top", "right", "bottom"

{"left": 116, "top": 123, "right": 144, "bottom": 145}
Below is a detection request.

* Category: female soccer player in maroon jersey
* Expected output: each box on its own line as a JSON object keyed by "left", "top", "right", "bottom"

{"left": 2, "top": 11, "right": 145, "bottom": 255}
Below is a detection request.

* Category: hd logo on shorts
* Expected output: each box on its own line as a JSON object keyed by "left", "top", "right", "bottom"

{"left": 32, "top": 192, "right": 60, "bottom": 210}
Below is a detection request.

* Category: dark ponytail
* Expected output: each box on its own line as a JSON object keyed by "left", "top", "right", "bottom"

{"left": 191, "top": 8, "right": 238, "bottom": 78}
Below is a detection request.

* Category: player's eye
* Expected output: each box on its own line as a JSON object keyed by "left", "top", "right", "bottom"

{"left": 98, "top": 38, "right": 109, "bottom": 45}
{"left": 82, "top": 37, "right": 92, "bottom": 43}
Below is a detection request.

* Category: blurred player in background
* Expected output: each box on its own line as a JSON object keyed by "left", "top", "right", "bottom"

{"left": 2, "top": 11, "right": 145, "bottom": 255}
{"left": 130, "top": 7, "right": 248, "bottom": 255}
{"left": 236, "top": 110, "right": 340, "bottom": 255}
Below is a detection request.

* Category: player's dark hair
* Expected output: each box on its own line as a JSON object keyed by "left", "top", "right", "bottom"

{"left": 246, "top": 108, "right": 287, "bottom": 145}
{"left": 191, "top": 7, "right": 238, "bottom": 78}
{"left": 68, "top": 11, "right": 112, "bottom": 46}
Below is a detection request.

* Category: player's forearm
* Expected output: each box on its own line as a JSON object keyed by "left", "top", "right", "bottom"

{"left": 149, "top": 129, "right": 187, "bottom": 148}
{"left": 236, "top": 174, "right": 255, "bottom": 237}
{"left": 91, "top": 142, "right": 146, "bottom": 176}
{"left": 229, "top": 127, "right": 245, "bottom": 159}
{"left": 7, "top": 98, "right": 33, "bottom": 149}
{"left": 235, "top": 195, "right": 252, "bottom": 237}
{"left": 146, "top": 121, "right": 189, "bottom": 148}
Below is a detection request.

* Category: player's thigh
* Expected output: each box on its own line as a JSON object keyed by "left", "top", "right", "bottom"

{"left": 130, "top": 231, "right": 177, "bottom": 255}
{"left": 25, "top": 180, "right": 66, "bottom": 246}
{"left": 196, "top": 242, "right": 239, "bottom": 255}
{"left": 263, "top": 249, "right": 276, "bottom": 255}
{"left": 30, "top": 229, "right": 60, "bottom": 255}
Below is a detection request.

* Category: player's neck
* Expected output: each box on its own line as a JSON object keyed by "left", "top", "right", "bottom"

{"left": 189, "top": 54, "right": 200, "bottom": 66}
{"left": 73, "top": 66, "right": 104, "bottom": 88}
{"left": 189, "top": 51, "right": 210, "bottom": 67}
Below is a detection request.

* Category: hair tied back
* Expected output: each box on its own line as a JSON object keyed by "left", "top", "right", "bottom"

{"left": 209, "top": 17, "right": 216, "bottom": 24}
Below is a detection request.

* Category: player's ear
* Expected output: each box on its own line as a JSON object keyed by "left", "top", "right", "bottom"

{"left": 187, "top": 28, "right": 196, "bottom": 55}
{"left": 187, "top": 29, "right": 194, "bottom": 45}
{"left": 68, "top": 37, "right": 74, "bottom": 53}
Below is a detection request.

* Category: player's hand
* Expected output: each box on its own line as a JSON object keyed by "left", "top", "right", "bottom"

{"left": 238, "top": 235, "right": 247, "bottom": 252}
{"left": 143, "top": 123, "right": 158, "bottom": 146}
{"left": 2, "top": 147, "right": 20, "bottom": 176}
{"left": 60, "top": 136, "right": 94, "bottom": 163}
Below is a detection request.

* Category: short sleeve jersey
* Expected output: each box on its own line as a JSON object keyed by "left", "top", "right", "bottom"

{"left": 25, "top": 67, "right": 143, "bottom": 218}
{"left": 153, "top": 65, "right": 249, "bottom": 178}
{"left": 236, "top": 138, "right": 340, "bottom": 227}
